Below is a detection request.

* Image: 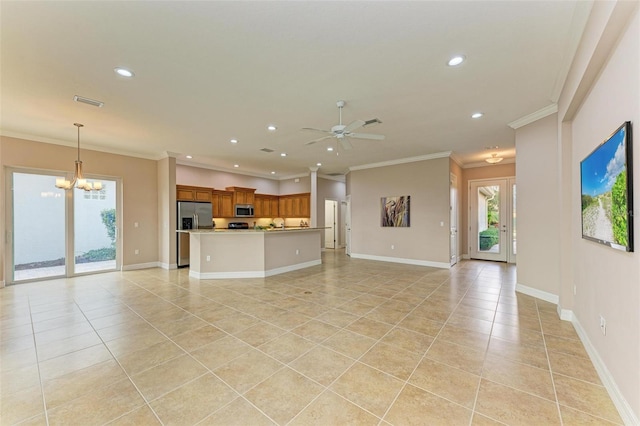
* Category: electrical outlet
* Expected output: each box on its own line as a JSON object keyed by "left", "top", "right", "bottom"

{"left": 295, "top": 249, "right": 299, "bottom": 255}
{"left": 134, "top": 222, "right": 139, "bottom": 228}
{"left": 134, "top": 249, "right": 139, "bottom": 255}
{"left": 573, "top": 285, "right": 577, "bottom": 296}
{"left": 206, "top": 255, "right": 211, "bottom": 261}
{"left": 600, "top": 315, "right": 606, "bottom": 335}
{"left": 391, "top": 245, "right": 395, "bottom": 250}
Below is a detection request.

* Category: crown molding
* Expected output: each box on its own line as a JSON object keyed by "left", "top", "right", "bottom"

{"left": 318, "top": 174, "right": 346, "bottom": 183}
{"left": 0, "top": 130, "right": 162, "bottom": 160}
{"left": 349, "top": 151, "right": 452, "bottom": 172}
{"left": 508, "top": 104, "right": 558, "bottom": 129}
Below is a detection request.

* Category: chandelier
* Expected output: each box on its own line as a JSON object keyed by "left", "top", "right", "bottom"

{"left": 55, "top": 123, "right": 102, "bottom": 191}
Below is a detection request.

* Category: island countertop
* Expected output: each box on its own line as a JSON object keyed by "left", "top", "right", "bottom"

{"left": 187, "top": 227, "right": 322, "bottom": 279}
{"left": 178, "top": 227, "right": 324, "bottom": 234}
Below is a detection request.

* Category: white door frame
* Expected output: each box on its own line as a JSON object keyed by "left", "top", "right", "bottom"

{"left": 324, "top": 199, "right": 337, "bottom": 249}
{"left": 345, "top": 195, "right": 352, "bottom": 256}
{"left": 450, "top": 173, "right": 459, "bottom": 266}
{"left": 469, "top": 178, "right": 516, "bottom": 263}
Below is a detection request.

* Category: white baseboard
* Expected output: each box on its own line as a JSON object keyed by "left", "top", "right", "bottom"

{"left": 121, "top": 262, "right": 161, "bottom": 271}
{"left": 571, "top": 315, "right": 639, "bottom": 425}
{"left": 0, "top": 280, "right": 5, "bottom": 289}
{"left": 558, "top": 307, "right": 574, "bottom": 321}
{"left": 349, "top": 253, "right": 450, "bottom": 269}
{"left": 462, "top": 253, "right": 470, "bottom": 260}
{"left": 190, "top": 259, "right": 322, "bottom": 280}
{"left": 157, "top": 262, "right": 178, "bottom": 270}
{"left": 515, "top": 282, "right": 559, "bottom": 304}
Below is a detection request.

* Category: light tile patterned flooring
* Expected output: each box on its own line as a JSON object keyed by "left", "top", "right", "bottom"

{"left": 0, "top": 250, "right": 622, "bottom": 425}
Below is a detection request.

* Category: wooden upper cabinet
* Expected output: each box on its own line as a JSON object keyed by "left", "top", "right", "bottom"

{"left": 225, "top": 186, "right": 256, "bottom": 205}
{"left": 277, "top": 193, "right": 310, "bottom": 218}
{"left": 254, "top": 194, "right": 280, "bottom": 218}
{"left": 177, "top": 185, "right": 212, "bottom": 202}
{"left": 212, "top": 190, "right": 234, "bottom": 218}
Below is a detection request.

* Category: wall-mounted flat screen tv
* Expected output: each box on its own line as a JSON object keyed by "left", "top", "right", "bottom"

{"left": 580, "top": 121, "right": 633, "bottom": 252}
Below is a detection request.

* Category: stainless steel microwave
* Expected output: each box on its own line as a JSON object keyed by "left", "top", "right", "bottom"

{"left": 235, "top": 204, "right": 254, "bottom": 217}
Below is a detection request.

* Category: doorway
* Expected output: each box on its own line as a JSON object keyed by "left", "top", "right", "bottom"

{"left": 6, "top": 169, "right": 120, "bottom": 283}
{"left": 469, "top": 178, "right": 516, "bottom": 263}
{"left": 450, "top": 173, "right": 458, "bottom": 266}
{"left": 324, "top": 199, "right": 337, "bottom": 249}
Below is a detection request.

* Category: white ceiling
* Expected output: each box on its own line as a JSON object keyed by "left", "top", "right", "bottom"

{"left": 1, "top": 1, "right": 588, "bottom": 178}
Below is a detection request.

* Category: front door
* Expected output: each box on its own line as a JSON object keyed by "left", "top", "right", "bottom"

{"left": 469, "top": 179, "right": 511, "bottom": 262}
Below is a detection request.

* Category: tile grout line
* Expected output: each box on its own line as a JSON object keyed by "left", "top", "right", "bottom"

{"left": 26, "top": 293, "right": 51, "bottom": 426}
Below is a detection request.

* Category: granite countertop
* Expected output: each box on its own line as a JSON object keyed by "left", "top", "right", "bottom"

{"left": 178, "top": 227, "right": 324, "bottom": 234}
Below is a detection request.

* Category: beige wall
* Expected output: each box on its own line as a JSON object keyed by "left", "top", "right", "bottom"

{"left": 348, "top": 157, "right": 451, "bottom": 266}
{"left": 157, "top": 157, "right": 176, "bottom": 268}
{"left": 515, "top": 114, "right": 560, "bottom": 296}
{"left": 460, "top": 163, "right": 516, "bottom": 256}
{"left": 1, "top": 136, "right": 159, "bottom": 281}
{"left": 560, "top": 2, "right": 639, "bottom": 419}
{"left": 176, "top": 164, "right": 280, "bottom": 194}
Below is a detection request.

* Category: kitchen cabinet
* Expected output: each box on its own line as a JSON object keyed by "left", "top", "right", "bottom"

{"left": 278, "top": 193, "right": 310, "bottom": 217}
{"left": 254, "top": 194, "right": 279, "bottom": 218}
{"left": 177, "top": 185, "right": 212, "bottom": 202}
{"left": 225, "top": 186, "right": 255, "bottom": 205}
{"left": 212, "top": 190, "right": 234, "bottom": 218}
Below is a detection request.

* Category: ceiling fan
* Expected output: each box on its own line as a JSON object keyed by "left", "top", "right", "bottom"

{"left": 302, "top": 100, "right": 385, "bottom": 150}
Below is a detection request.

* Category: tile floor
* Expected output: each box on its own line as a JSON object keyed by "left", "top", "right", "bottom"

{"left": 0, "top": 250, "right": 622, "bottom": 425}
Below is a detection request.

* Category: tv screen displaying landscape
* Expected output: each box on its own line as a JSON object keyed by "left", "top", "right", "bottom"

{"left": 580, "top": 121, "right": 633, "bottom": 252}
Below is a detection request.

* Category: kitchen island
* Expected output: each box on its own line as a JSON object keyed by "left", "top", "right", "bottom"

{"left": 185, "top": 228, "right": 322, "bottom": 279}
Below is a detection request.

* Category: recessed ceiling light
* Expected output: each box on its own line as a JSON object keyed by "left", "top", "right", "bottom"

{"left": 271, "top": 171, "right": 276, "bottom": 175}
{"left": 447, "top": 55, "right": 466, "bottom": 67}
{"left": 267, "top": 125, "right": 277, "bottom": 131}
{"left": 114, "top": 67, "right": 134, "bottom": 77}
{"left": 230, "top": 139, "right": 238, "bottom": 144}
{"left": 327, "top": 147, "right": 334, "bottom": 152}
{"left": 233, "top": 164, "right": 239, "bottom": 168}
{"left": 316, "top": 163, "right": 322, "bottom": 167}
{"left": 185, "top": 155, "right": 193, "bottom": 159}
{"left": 280, "top": 153, "right": 287, "bottom": 157}
{"left": 471, "top": 112, "right": 484, "bottom": 119}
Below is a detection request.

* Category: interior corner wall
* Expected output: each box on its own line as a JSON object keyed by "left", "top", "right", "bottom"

{"left": 566, "top": 4, "right": 639, "bottom": 419}
{"left": 515, "top": 114, "right": 560, "bottom": 298}
{"left": 460, "top": 163, "right": 516, "bottom": 258}
{"left": 158, "top": 157, "right": 176, "bottom": 268}
{"left": 349, "top": 158, "right": 450, "bottom": 266}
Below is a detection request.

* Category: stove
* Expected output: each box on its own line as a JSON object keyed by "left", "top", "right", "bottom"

{"left": 228, "top": 222, "right": 249, "bottom": 229}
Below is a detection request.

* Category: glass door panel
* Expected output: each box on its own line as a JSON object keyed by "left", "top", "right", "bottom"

{"left": 470, "top": 180, "right": 508, "bottom": 261}
{"left": 12, "top": 172, "right": 66, "bottom": 281}
{"left": 74, "top": 179, "right": 117, "bottom": 274}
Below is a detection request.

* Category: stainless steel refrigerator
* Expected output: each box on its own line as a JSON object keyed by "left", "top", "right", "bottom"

{"left": 177, "top": 201, "right": 213, "bottom": 267}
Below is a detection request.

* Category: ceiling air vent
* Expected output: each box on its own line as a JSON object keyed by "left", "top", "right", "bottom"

{"left": 73, "top": 95, "right": 104, "bottom": 108}
{"left": 260, "top": 148, "right": 275, "bottom": 153}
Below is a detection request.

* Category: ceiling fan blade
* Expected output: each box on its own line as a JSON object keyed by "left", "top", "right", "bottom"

{"left": 301, "top": 127, "right": 331, "bottom": 134}
{"left": 305, "top": 135, "right": 333, "bottom": 145}
{"left": 343, "top": 119, "right": 365, "bottom": 133}
{"left": 340, "top": 137, "right": 353, "bottom": 150}
{"left": 349, "top": 132, "right": 385, "bottom": 140}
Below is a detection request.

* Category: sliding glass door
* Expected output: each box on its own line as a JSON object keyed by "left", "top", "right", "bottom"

{"left": 7, "top": 169, "right": 119, "bottom": 283}
{"left": 11, "top": 172, "right": 67, "bottom": 281}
